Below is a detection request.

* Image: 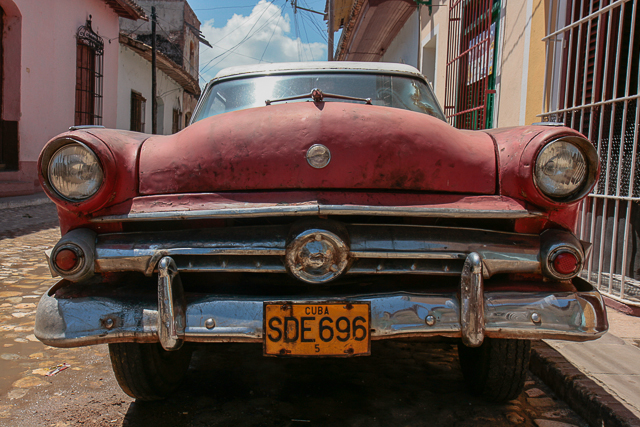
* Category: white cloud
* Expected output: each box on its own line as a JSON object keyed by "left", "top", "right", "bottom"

{"left": 199, "top": 1, "right": 327, "bottom": 84}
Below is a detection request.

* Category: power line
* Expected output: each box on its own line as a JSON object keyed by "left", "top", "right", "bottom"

{"left": 293, "top": 6, "right": 306, "bottom": 61}
{"left": 199, "top": 0, "right": 284, "bottom": 76}
{"left": 199, "top": 0, "right": 277, "bottom": 63}
{"left": 193, "top": 6, "right": 255, "bottom": 11}
{"left": 260, "top": 0, "right": 287, "bottom": 62}
{"left": 299, "top": 10, "right": 315, "bottom": 60}
{"left": 199, "top": 2, "right": 276, "bottom": 73}
{"left": 300, "top": 0, "right": 328, "bottom": 42}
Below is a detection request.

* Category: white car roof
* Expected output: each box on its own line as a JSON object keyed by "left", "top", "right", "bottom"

{"left": 212, "top": 61, "right": 425, "bottom": 81}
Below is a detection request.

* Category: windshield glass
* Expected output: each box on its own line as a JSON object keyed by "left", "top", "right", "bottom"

{"left": 193, "top": 72, "right": 445, "bottom": 122}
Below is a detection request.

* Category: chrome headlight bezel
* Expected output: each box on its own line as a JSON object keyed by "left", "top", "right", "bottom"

{"left": 42, "top": 139, "right": 104, "bottom": 202}
{"left": 533, "top": 136, "right": 599, "bottom": 203}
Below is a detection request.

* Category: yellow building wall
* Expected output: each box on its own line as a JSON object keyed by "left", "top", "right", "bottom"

{"left": 525, "top": 0, "right": 547, "bottom": 125}
{"left": 333, "top": 0, "right": 354, "bottom": 32}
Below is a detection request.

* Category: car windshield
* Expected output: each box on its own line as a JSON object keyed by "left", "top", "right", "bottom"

{"left": 192, "top": 72, "right": 445, "bottom": 122}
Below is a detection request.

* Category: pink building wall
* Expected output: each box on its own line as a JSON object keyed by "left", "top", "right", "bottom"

{"left": 0, "top": 0, "right": 131, "bottom": 196}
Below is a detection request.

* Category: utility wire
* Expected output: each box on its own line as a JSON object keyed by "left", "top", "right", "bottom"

{"left": 299, "top": 12, "right": 315, "bottom": 59}
{"left": 293, "top": 7, "right": 306, "bottom": 61}
{"left": 260, "top": 0, "right": 288, "bottom": 62}
{"left": 199, "top": 0, "right": 279, "bottom": 73}
{"left": 300, "top": 0, "right": 328, "bottom": 42}
{"left": 193, "top": 6, "right": 255, "bottom": 11}
{"left": 200, "top": 0, "right": 284, "bottom": 76}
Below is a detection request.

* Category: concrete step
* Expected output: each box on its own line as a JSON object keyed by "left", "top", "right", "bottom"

{"left": 0, "top": 192, "right": 51, "bottom": 209}
{"left": 0, "top": 180, "right": 36, "bottom": 198}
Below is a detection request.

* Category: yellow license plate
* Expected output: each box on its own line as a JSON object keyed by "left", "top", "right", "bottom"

{"left": 264, "top": 302, "right": 371, "bottom": 357}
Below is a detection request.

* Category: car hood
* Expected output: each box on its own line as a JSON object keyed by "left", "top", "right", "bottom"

{"left": 138, "top": 102, "right": 497, "bottom": 195}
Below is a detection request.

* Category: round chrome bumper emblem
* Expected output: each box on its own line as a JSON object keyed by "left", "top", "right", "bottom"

{"left": 306, "top": 144, "right": 331, "bottom": 168}
{"left": 286, "top": 229, "right": 348, "bottom": 283}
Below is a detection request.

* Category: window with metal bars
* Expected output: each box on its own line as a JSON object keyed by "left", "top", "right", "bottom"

{"left": 75, "top": 19, "right": 103, "bottom": 126}
{"left": 542, "top": 0, "right": 639, "bottom": 303}
{"left": 444, "top": 0, "right": 501, "bottom": 130}
{"left": 130, "top": 91, "right": 146, "bottom": 133}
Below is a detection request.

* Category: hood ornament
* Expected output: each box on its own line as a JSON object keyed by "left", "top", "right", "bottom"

{"left": 306, "top": 144, "right": 331, "bottom": 169}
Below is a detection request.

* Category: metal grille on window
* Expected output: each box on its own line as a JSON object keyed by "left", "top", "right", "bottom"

{"left": 75, "top": 18, "right": 104, "bottom": 126}
{"left": 444, "top": 0, "right": 500, "bottom": 130}
{"left": 130, "top": 91, "right": 146, "bottom": 133}
{"left": 541, "top": 0, "right": 639, "bottom": 306}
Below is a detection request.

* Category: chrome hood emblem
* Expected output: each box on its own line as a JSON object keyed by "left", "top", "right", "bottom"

{"left": 306, "top": 144, "right": 331, "bottom": 169}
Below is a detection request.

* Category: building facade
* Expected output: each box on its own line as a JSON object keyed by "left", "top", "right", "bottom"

{"left": 331, "top": 0, "right": 640, "bottom": 306}
{"left": 0, "top": 0, "right": 145, "bottom": 197}
{"left": 117, "top": 33, "right": 200, "bottom": 135}
{"left": 119, "top": 0, "right": 205, "bottom": 131}
{"left": 333, "top": 0, "right": 542, "bottom": 130}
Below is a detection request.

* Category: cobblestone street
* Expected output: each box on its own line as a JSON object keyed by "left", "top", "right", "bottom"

{"left": 0, "top": 203, "right": 591, "bottom": 426}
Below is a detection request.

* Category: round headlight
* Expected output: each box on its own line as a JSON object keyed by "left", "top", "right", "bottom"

{"left": 535, "top": 140, "right": 587, "bottom": 199}
{"left": 48, "top": 143, "right": 103, "bottom": 201}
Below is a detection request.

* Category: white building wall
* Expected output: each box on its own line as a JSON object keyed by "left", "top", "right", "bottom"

{"left": 0, "top": 0, "right": 126, "bottom": 196}
{"left": 16, "top": 0, "right": 121, "bottom": 159}
{"left": 117, "top": 44, "right": 184, "bottom": 134}
{"left": 380, "top": 11, "right": 419, "bottom": 68}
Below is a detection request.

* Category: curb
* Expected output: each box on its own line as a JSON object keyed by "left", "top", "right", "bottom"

{"left": 0, "top": 193, "right": 52, "bottom": 210}
{"left": 603, "top": 295, "right": 640, "bottom": 317}
{"left": 530, "top": 341, "right": 640, "bottom": 427}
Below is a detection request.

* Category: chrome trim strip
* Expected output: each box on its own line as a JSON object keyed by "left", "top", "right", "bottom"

{"left": 351, "top": 251, "right": 466, "bottom": 260}
{"left": 348, "top": 258, "right": 462, "bottom": 275}
{"left": 92, "top": 224, "right": 544, "bottom": 279}
{"left": 318, "top": 205, "right": 543, "bottom": 218}
{"left": 90, "top": 205, "right": 543, "bottom": 223}
{"left": 460, "top": 253, "right": 485, "bottom": 347}
{"left": 69, "top": 125, "right": 105, "bottom": 131}
{"left": 34, "top": 278, "right": 608, "bottom": 348}
{"left": 91, "top": 206, "right": 320, "bottom": 222}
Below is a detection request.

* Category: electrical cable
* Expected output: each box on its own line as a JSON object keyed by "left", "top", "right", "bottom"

{"left": 199, "top": 0, "right": 280, "bottom": 73}
{"left": 299, "top": 11, "right": 318, "bottom": 59}
{"left": 300, "top": 0, "right": 328, "bottom": 42}
{"left": 200, "top": 0, "right": 285, "bottom": 76}
{"left": 260, "top": 0, "right": 288, "bottom": 62}
{"left": 293, "top": 6, "right": 306, "bottom": 61}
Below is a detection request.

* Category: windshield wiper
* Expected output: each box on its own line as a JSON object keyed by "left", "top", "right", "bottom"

{"left": 265, "top": 88, "right": 372, "bottom": 105}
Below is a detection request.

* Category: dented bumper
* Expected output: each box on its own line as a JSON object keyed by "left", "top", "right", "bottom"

{"left": 35, "top": 255, "right": 608, "bottom": 349}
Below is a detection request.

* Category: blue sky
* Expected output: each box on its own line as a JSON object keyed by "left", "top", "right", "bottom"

{"left": 187, "top": 0, "right": 336, "bottom": 84}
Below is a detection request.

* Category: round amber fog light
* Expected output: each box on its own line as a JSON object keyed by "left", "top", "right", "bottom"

{"left": 55, "top": 248, "right": 79, "bottom": 271}
{"left": 552, "top": 251, "right": 579, "bottom": 276}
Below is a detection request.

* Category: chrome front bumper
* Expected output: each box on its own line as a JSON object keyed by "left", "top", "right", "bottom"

{"left": 35, "top": 254, "right": 608, "bottom": 349}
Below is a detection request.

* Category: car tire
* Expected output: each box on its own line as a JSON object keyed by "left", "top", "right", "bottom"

{"left": 457, "top": 338, "right": 530, "bottom": 402}
{"left": 108, "top": 342, "right": 193, "bottom": 401}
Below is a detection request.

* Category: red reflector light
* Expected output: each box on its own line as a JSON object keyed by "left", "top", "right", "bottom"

{"left": 553, "top": 252, "right": 578, "bottom": 275}
{"left": 55, "top": 248, "right": 78, "bottom": 271}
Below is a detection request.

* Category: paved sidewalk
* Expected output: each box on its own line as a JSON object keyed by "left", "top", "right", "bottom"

{"left": 531, "top": 306, "right": 640, "bottom": 427}
{"left": 547, "top": 309, "right": 640, "bottom": 419}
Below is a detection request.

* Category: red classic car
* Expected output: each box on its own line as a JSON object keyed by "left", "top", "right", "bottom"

{"left": 35, "top": 62, "right": 607, "bottom": 402}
